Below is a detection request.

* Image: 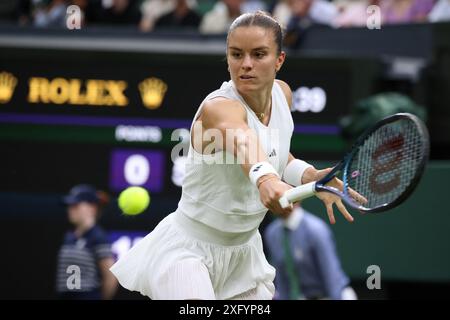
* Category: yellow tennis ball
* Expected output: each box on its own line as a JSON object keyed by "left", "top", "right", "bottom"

{"left": 118, "top": 187, "right": 150, "bottom": 216}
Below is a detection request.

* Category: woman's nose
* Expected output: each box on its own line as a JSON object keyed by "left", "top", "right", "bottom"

{"left": 241, "top": 54, "right": 253, "bottom": 69}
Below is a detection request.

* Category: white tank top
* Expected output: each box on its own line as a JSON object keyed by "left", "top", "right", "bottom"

{"left": 177, "top": 80, "right": 294, "bottom": 233}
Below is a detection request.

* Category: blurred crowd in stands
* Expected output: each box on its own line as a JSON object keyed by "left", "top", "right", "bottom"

{"left": 0, "top": 0, "right": 449, "bottom": 46}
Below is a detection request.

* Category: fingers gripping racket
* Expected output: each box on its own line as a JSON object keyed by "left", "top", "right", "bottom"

{"left": 279, "top": 113, "right": 429, "bottom": 213}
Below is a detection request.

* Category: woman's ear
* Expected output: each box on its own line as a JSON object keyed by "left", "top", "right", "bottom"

{"left": 276, "top": 51, "right": 286, "bottom": 73}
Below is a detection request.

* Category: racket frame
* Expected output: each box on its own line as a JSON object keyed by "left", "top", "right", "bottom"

{"left": 279, "top": 113, "right": 430, "bottom": 213}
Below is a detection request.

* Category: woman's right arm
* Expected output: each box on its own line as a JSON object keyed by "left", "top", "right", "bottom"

{"left": 193, "top": 98, "right": 293, "bottom": 216}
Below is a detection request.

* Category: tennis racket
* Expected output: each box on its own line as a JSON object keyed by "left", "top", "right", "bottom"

{"left": 279, "top": 113, "right": 429, "bottom": 213}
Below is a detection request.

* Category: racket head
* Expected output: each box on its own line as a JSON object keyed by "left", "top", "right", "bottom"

{"left": 337, "top": 112, "right": 429, "bottom": 213}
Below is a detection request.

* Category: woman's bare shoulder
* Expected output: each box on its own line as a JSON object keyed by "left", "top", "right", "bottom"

{"left": 275, "top": 79, "right": 293, "bottom": 108}
{"left": 199, "top": 97, "right": 247, "bottom": 128}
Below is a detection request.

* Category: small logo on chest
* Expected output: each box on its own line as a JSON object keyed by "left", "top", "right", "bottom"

{"left": 268, "top": 149, "right": 277, "bottom": 158}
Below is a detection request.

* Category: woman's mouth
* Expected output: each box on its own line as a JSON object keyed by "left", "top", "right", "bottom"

{"left": 240, "top": 75, "right": 255, "bottom": 80}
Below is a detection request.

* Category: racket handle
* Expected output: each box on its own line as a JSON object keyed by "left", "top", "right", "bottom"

{"left": 279, "top": 182, "right": 317, "bottom": 209}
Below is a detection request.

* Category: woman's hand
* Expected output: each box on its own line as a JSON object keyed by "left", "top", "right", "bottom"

{"left": 304, "top": 168, "right": 367, "bottom": 225}
{"left": 257, "top": 174, "right": 294, "bottom": 218}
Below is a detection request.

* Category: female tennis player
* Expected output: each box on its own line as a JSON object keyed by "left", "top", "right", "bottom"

{"left": 110, "top": 11, "right": 356, "bottom": 300}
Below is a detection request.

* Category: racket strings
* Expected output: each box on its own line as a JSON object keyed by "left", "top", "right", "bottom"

{"left": 347, "top": 118, "right": 425, "bottom": 209}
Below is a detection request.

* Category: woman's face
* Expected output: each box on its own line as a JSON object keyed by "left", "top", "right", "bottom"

{"left": 227, "top": 26, "right": 285, "bottom": 94}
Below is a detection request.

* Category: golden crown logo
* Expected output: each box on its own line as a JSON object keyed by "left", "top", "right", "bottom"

{"left": 139, "top": 77, "right": 167, "bottom": 109}
{"left": 0, "top": 71, "right": 18, "bottom": 104}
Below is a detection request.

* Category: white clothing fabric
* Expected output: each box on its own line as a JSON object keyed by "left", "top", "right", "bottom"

{"left": 110, "top": 211, "right": 276, "bottom": 299}
{"left": 110, "top": 80, "right": 293, "bottom": 300}
{"left": 179, "top": 80, "right": 293, "bottom": 233}
{"left": 199, "top": 2, "right": 235, "bottom": 34}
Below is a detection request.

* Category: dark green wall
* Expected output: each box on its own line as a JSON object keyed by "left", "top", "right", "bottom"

{"left": 298, "top": 161, "right": 450, "bottom": 282}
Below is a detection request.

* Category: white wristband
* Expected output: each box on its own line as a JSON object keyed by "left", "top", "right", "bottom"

{"left": 282, "top": 159, "right": 314, "bottom": 186}
{"left": 249, "top": 162, "right": 280, "bottom": 187}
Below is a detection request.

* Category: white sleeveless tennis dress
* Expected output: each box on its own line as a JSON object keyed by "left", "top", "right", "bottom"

{"left": 110, "top": 80, "right": 294, "bottom": 300}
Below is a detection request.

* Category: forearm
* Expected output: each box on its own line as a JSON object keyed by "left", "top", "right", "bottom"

{"left": 101, "top": 274, "right": 118, "bottom": 300}
{"left": 197, "top": 102, "right": 270, "bottom": 178}
{"left": 198, "top": 99, "right": 280, "bottom": 183}
{"left": 98, "top": 258, "right": 118, "bottom": 300}
{"left": 232, "top": 128, "right": 271, "bottom": 177}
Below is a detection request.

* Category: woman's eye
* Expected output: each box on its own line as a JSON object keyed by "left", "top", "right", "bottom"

{"left": 232, "top": 52, "right": 241, "bottom": 58}
{"left": 255, "top": 52, "right": 266, "bottom": 58}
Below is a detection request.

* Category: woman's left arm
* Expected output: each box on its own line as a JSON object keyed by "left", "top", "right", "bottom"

{"left": 98, "top": 257, "right": 118, "bottom": 300}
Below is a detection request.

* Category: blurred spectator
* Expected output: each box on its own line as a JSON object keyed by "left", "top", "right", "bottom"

{"left": 282, "top": 0, "right": 339, "bottom": 48}
{"left": 88, "top": 0, "right": 141, "bottom": 26}
{"left": 274, "top": 0, "right": 338, "bottom": 28}
{"left": 33, "top": 0, "right": 68, "bottom": 28}
{"left": 241, "top": 0, "right": 267, "bottom": 13}
{"left": 301, "top": 0, "right": 339, "bottom": 25}
{"left": 428, "top": 0, "right": 450, "bottom": 22}
{"left": 56, "top": 184, "right": 118, "bottom": 300}
{"left": 272, "top": 0, "right": 292, "bottom": 27}
{"left": 154, "top": 0, "right": 201, "bottom": 30}
{"left": 335, "top": 0, "right": 436, "bottom": 27}
{"left": 140, "top": 0, "right": 197, "bottom": 32}
{"left": 199, "top": 0, "right": 244, "bottom": 34}
{"left": 381, "top": 0, "right": 435, "bottom": 25}
{"left": 334, "top": 0, "right": 380, "bottom": 28}
{"left": 264, "top": 204, "right": 357, "bottom": 300}
{"left": 267, "top": 0, "right": 279, "bottom": 13}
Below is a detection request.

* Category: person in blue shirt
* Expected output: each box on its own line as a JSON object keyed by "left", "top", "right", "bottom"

{"left": 264, "top": 203, "right": 357, "bottom": 300}
{"left": 56, "top": 184, "right": 118, "bottom": 300}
